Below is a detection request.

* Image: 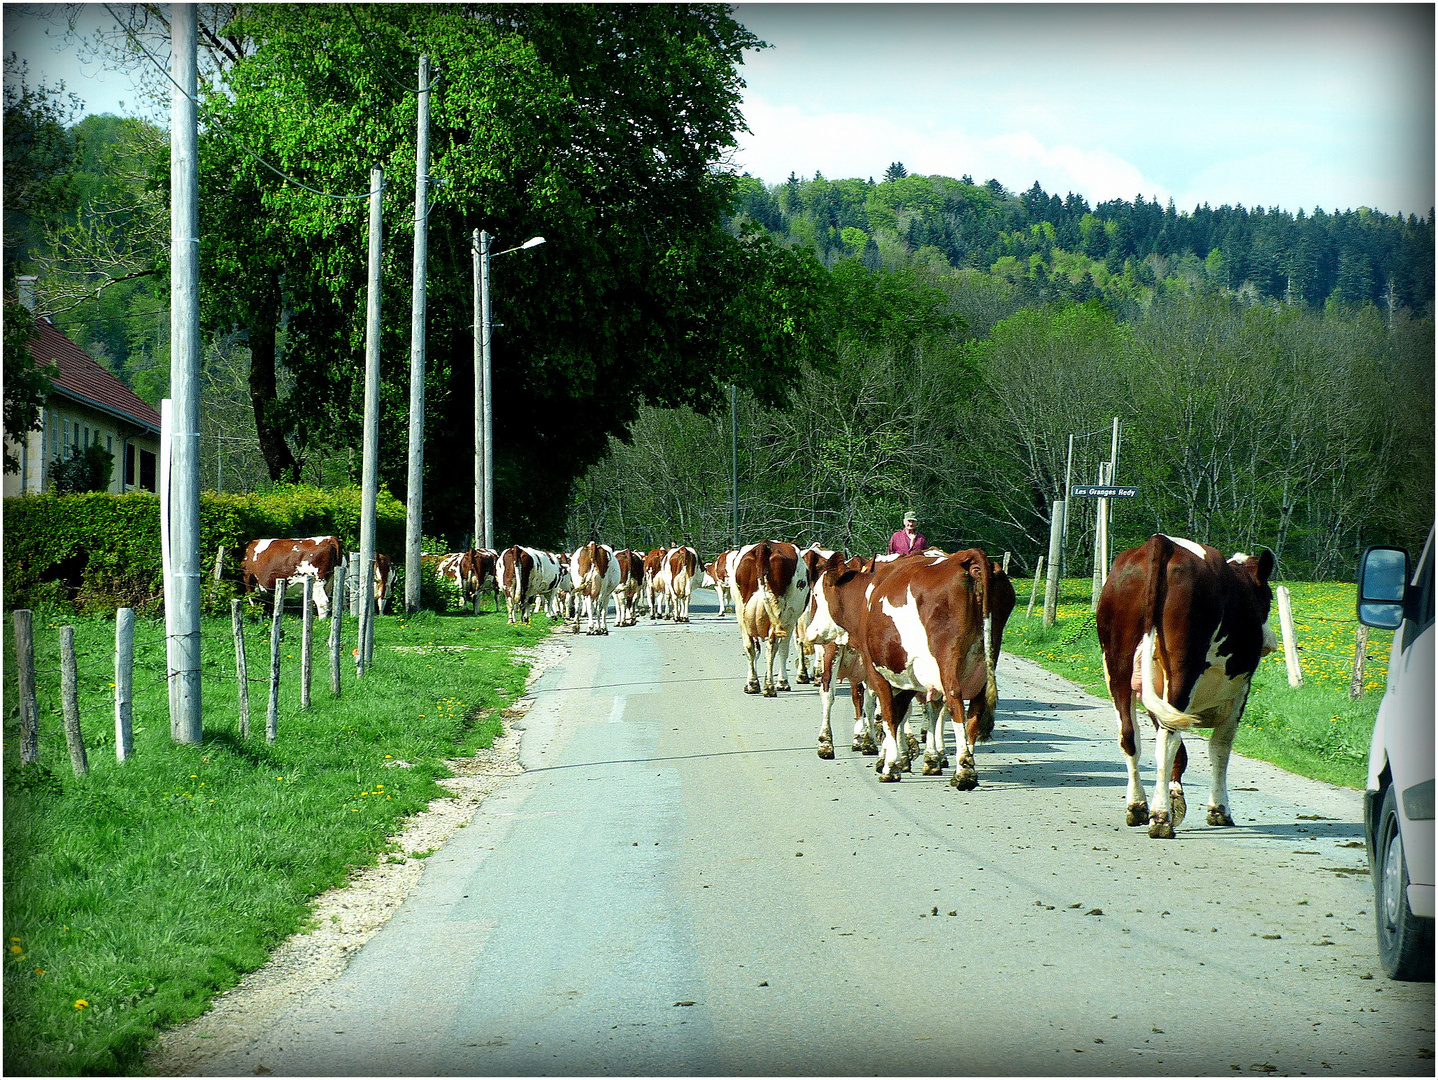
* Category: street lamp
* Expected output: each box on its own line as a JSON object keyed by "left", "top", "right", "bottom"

{"left": 473, "top": 231, "right": 546, "bottom": 553}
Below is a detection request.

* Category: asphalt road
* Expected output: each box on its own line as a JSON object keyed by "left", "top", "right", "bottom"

{"left": 193, "top": 590, "right": 1434, "bottom": 1076}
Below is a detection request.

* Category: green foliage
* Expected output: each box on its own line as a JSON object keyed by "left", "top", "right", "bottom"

{"left": 1, "top": 607, "right": 553, "bottom": 1076}
{"left": 48, "top": 443, "right": 113, "bottom": 495}
{"left": 2, "top": 486, "right": 407, "bottom": 615}
{"left": 2, "top": 58, "right": 81, "bottom": 280}
{"left": 3, "top": 299, "right": 55, "bottom": 472}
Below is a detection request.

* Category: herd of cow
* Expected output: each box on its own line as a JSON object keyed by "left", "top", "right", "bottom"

{"left": 239, "top": 531, "right": 1277, "bottom": 840}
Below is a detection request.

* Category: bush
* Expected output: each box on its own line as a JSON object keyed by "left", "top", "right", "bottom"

{"left": 2, "top": 486, "right": 407, "bottom": 615}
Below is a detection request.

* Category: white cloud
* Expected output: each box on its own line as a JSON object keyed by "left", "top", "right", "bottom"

{"left": 735, "top": 96, "right": 1171, "bottom": 207}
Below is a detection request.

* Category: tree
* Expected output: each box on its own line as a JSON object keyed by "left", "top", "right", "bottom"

{"left": 2, "top": 59, "right": 80, "bottom": 284}
{"left": 180, "top": 4, "right": 828, "bottom": 543}
{"left": 883, "top": 161, "right": 908, "bottom": 182}
{"left": 2, "top": 299, "right": 56, "bottom": 473}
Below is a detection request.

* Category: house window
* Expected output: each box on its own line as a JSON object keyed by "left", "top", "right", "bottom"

{"left": 125, "top": 443, "right": 136, "bottom": 486}
{"left": 139, "top": 448, "right": 156, "bottom": 492}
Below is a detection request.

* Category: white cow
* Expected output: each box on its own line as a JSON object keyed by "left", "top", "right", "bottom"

{"left": 729, "top": 541, "right": 812, "bottom": 697}
{"left": 569, "top": 542, "right": 622, "bottom": 635}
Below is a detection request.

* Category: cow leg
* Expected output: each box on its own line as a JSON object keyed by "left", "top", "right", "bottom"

{"left": 922, "top": 696, "right": 947, "bottom": 776}
{"left": 312, "top": 577, "right": 331, "bottom": 620}
{"left": 762, "top": 634, "right": 782, "bottom": 697}
{"left": 1205, "top": 695, "right": 1246, "bottom": 826}
{"left": 816, "top": 644, "right": 837, "bottom": 759}
{"left": 872, "top": 683, "right": 914, "bottom": 783}
{"left": 856, "top": 684, "right": 879, "bottom": 755}
{"left": 1104, "top": 656, "right": 1149, "bottom": 827}
{"left": 946, "top": 694, "right": 981, "bottom": 790}
{"left": 1148, "top": 724, "right": 1185, "bottom": 839}
{"left": 742, "top": 633, "right": 762, "bottom": 694}
{"left": 774, "top": 634, "right": 793, "bottom": 692}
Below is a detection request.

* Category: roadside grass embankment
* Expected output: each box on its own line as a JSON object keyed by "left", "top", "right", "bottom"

{"left": 3, "top": 604, "right": 557, "bottom": 1077}
{"left": 1001, "top": 578, "right": 1388, "bottom": 791}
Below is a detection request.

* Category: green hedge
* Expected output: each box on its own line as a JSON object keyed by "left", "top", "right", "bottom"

{"left": 2, "top": 486, "right": 407, "bottom": 616}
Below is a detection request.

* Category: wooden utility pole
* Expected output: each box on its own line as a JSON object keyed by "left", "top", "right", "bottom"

{"left": 359, "top": 166, "right": 383, "bottom": 676}
{"left": 169, "top": 3, "right": 202, "bottom": 742}
{"left": 404, "top": 55, "right": 431, "bottom": 615}
{"left": 1044, "top": 500, "right": 1063, "bottom": 627}
{"left": 115, "top": 608, "right": 134, "bottom": 762}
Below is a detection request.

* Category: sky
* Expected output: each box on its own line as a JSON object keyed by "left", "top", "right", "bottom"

{"left": 731, "top": 3, "right": 1434, "bottom": 218}
{"left": 4, "top": 3, "right": 1434, "bottom": 220}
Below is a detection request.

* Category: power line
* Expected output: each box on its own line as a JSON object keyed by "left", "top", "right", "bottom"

{"left": 103, "top": 4, "right": 371, "bottom": 203}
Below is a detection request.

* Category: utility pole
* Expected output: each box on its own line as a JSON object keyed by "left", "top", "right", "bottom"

{"left": 404, "top": 55, "right": 430, "bottom": 614}
{"left": 731, "top": 383, "right": 739, "bottom": 549}
{"left": 474, "top": 229, "right": 493, "bottom": 550}
{"left": 169, "top": 3, "right": 202, "bottom": 743}
{"left": 359, "top": 166, "right": 383, "bottom": 675}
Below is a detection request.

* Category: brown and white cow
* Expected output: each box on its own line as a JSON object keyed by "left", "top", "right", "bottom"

{"left": 643, "top": 548, "right": 670, "bottom": 619}
{"left": 570, "top": 542, "right": 621, "bottom": 635}
{"left": 436, "top": 549, "right": 499, "bottom": 612}
{"left": 704, "top": 550, "right": 735, "bottom": 617}
{"left": 805, "top": 549, "right": 1002, "bottom": 784}
{"left": 795, "top": 546, "right": 847, "bottom": 683}
{"left": 661, "top": 545, "right": 701, "bottom": 622}
{"left": 729, "top": 541, "right": 812, "bottom": 696}
{"left": 612, "top": 549, "right": 646, "bottom": 627}
{"left": 498, "top": 545, "right": 563, "bottom": 625}
{"left": 241, "top": 535, "right": 343, "bottom": 619}
{"left": 372, "top": 552, "right": 396, "bottom": 614}
{"left": 1096, "top": 534, "right": 1276, "bottom": 839}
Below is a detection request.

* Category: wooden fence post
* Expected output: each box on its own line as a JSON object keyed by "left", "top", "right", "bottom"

{"left": 268, "top": 578, "right": 286, "bottom": 743}
{"left": 301, "top": 576, "right": 314, "bottom": 709}
{"left": 1027, "top": 556, "right": 1046, "bottom": 619}
{"left": 1002, "top": 551, "right": 1012, "bottom": 574}
{"left": 232, "top": 599, "right": 250, "bottom": 739}
{"left": 1044, "top": 501, "right": 1064, "bottom": 628}
{"left": 212, "top": 545, "right": 226, "bottom": 581}
{"left": 13, "top": 610, "right": 38, "bottom": 765}
{"left": 60, "top": 626, "right": 89, "bottom": 777}
{"left": 330, "top": 562, "right": 345, "bottom": 697}
{"left": 1276, "top": 585, "right": 1303, "bottom": 687}
{"left": 115, "top": 608, "right": 134, "bottom": 762}
{"left": 1349, "top": 624, "right": 1369, "bottom": 700}
{"left": 349, "top": 552, "right": 362, "bottom": 618}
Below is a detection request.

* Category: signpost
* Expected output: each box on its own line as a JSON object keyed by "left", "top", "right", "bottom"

{"left": 1070, "top": 485, "right": 1139, "bottom": 499}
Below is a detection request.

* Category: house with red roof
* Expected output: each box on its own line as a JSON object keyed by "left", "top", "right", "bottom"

{"left": 4, "top": 278, "right": 161, "bottom": 497}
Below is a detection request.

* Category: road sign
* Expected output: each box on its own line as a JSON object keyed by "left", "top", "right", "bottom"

{"left": 1071, "top": 485, "right": 1138, "bottom": 498}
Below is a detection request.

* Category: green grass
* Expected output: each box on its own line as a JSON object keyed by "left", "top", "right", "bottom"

{"left": 1002, "top": 577, "right": 1388, "bottom": 790}
{"left": 3, "top": 603, "right": 556, "bottom": 1076}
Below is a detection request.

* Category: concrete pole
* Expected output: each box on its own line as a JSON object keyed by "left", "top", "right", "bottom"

{"left": 169, "top": 4, "right": 202, "bottom": 743}
{"left": 359, "top": 166, "right": 383, "bottom": 676}
{"left": 480, "top": 228, "right": 491, "bottom": 549}
{"left": 404, "top": 55, "right": 430, "bottom": 615}
{"left": 480, "top": 230, "right": 494, "bottom": 549}
{"left": 731, "top": 383, "right": 739, "bottom": 548}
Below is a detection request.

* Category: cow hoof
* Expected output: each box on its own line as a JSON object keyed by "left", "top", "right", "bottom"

{"left": 1207, "top": 805, "right": 1235, "bottom": 827}
{"left": 1170, "top": 789, "right": 1188, "bottom": 828}
{"left": 1125, "top": 802, "right": 1150, "bottom": 827}
{"left": 905, "top": 735, "right": 921, "bottom": 759}
{"left": 797, "top": 672, "right": 811, "bottom": 684}
{"left": 851, "top": 737, "right": 864, "bottom": 753}
{"left": 817, "top": 741, "right": 835, "bottom": 760}
{"left": 922, "top": 756, "right": 944, "bottom": 777}
{"left": 763, "top": 686, "right": 777, "bottom": 698}
{"left": 776, "top": 681, "right": 792, "bottom": 692}
{"left": 879, "top": 770, "right": 900, "bottom": 783}
{"left": 743, "top": 682, "right": 761, "bottom": 695}
{"left": 1147, "top": 812, "right": 1175, "bottom": 839}
{"left": 861, "top": 739, "right": 880, "bottom": 756}
{"left": 950, "top": 769, "right": 978, "bottom": 791}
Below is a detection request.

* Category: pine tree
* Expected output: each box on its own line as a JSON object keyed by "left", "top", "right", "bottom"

{"left": 883, "top": 161, "right": 908, "bottom": 182}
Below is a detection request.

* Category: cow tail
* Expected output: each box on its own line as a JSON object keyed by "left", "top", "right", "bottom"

{"left": 755, "top": 542, "right": 784, "bottom": 634}
{"left": 977, "top": 549, "right": 998, "bottom": 742}
{"left": 1138, "top": 535, "right": 1199, "bottom": 730}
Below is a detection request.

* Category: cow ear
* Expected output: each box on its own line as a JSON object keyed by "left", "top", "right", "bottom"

{"left": 1256, "top": 548, "right": 1275, "bottom": 585}
{"left": 835, "top": 569, "right": 859, "bottom": 587}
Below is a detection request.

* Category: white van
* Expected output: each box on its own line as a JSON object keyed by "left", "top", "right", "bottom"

{"left": 1358, "top": 526, "right": 1434, "bottom": 981}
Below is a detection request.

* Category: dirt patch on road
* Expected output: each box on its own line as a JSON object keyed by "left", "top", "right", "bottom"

{"left": 146, "top": 633, "right": 571, "bottom": 1077}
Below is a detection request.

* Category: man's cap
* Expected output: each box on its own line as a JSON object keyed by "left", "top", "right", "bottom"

{"left": 903, "top": 511, "right": 918, "bottom": 523}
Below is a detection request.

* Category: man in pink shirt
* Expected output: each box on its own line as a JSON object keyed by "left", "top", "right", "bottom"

{"left": 888, "top": 512, "right": 927, "bottom": 555}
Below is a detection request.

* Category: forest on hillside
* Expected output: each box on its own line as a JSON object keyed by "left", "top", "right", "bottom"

{"left": 4, "top": 10, "right": 1433, "bottom": 580}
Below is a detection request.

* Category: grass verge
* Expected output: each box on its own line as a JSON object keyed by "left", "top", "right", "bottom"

{"left": 3, "top": 604, "right": 557, "bottom": 1076}
{"left": 1000, "top": 578, "right": 1387, "bottom": 790}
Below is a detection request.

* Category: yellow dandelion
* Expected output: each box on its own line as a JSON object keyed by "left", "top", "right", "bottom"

{"left": 74, "top": 999, "right": 89, "bottom": 1010}
{"left": 34, "top": 968, "right": 44, "bottom": 975}
{"left": 8, "top": 945, "right": 22, "bottom": 954}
